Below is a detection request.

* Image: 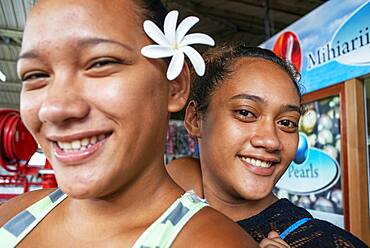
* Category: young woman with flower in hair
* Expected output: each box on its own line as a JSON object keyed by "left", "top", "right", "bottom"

{"left": 0, "top": 1, "right": 260, "bottom": 247}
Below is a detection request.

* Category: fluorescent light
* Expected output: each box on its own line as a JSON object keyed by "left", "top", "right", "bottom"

{"left": 0, "top": 70, "right": 6, "bottom": 82}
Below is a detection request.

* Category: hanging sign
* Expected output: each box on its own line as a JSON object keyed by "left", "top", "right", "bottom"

{"left": 260, "top": 0, "right": 370, "bottom": 94}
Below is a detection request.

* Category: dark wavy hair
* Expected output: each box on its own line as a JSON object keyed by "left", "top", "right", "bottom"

{"left": 191, "top": 43, "right": 304, "bottom": 115}
{"left": 135, "top": 0, "right": 168, "bottom": 27}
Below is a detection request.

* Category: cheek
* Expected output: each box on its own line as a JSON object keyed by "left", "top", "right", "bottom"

{"left": 87, "top": 71, "right": 167, "bottom": 117}
{"left": 201, "top": 120, "right": 245, "bottom": 164}
{"left": 20, "top": 91, "right": 43, "bottom": 136}
{"left": 203, "top": 111, "right": 243, "bottom": 142}
{"left": 282, "top": 134, "right": 299, "bottom": 163}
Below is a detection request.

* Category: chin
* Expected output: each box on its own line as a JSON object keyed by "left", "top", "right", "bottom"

{"left": 243, "top": 193, "right": 270, "bottom": 201}
{"left": 57, "top": 177, "right": 101, "bottom": 199}
{"left": 60, "top": 185, "right": 90, "bottom": 199}
{"left": 238, "top": 185, "right": 273, "bottom": 201}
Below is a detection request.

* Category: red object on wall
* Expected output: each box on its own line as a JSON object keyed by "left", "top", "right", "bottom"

{"left": 0, "top": 109, "right": 42, "bottom": 200}
{"left": 0, "top": 109, "right": 38, "bottom": 172}
{"left": 273, "top": 31, "right": 302, "bottom": 72}
{"left": 42, "top": 160, "right": 57, "bottom": 189}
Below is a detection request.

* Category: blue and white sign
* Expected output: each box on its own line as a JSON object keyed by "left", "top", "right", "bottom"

{"left": 276, "top": 133, "right": 341, "bottom": 195}
{"left": 260, "top": 0, "right": 370, "bottom": 94}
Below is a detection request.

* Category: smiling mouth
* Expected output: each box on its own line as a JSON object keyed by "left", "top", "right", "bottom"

{"left": 56, "top": 133, "right": 110, "bottom": 152}
{"left": 238, "top": 155, "right": 273, "bottom": 168}
{"left": 52, "top": 132, "right": 112, "bottom": 164}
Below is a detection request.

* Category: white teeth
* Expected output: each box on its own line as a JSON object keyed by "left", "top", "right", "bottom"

{"left": 57, "top": 134, "right": 108, "bottom": 152}
{"left": 81, "top": 138, "right": 89, "bottom": 146}
{"left": 57, "top": 141, "right": 63, "bottom": 148}
{"left": 240, "top": 156, "right": 272, "bottom": 168}
{"left": 64, "top": 142, "right": 72, "bottom": 150}
{"left": 90, "top": 136, "right": 97, "bottom": 145}
{"left": 71, "top": 140, "right": 81, "bottom": 149}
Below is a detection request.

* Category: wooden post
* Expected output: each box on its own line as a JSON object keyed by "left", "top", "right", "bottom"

{"left": 345, "top": 78, "right": 370, "bottom": 245}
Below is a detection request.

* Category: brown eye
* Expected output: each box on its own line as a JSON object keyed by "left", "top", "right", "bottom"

{"left": 278, "top": 119, "right": 298, "bottom": 130}
{"left": 235, "top": 109, "right": 256, "bottom": 121}
{"left": 238, "top": 109, "right": 252, "bottom": 117}
{"left": 88, "top": 59, "right": 121, "bottom": 69}
{"left": 22, "top": 72, "right": 49, "bottom": 81}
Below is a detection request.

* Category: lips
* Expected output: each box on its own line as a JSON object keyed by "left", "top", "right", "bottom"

{"left": 52, "top": 132, "right": 111, "bottom": 164}
{"left": 238, "top": 155, "right": 278, "bottom": 176}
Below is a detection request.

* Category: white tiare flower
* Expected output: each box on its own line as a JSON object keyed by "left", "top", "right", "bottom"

{"left": 141, "top": 10, "right": 215, "bottom": 80}
{"left": 0, "top": 70, "right": 6, "bottom": 82}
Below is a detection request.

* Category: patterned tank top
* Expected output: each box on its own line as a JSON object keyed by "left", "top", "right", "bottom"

{"left": 0, "top": 189, "right": 208, "bottom": 247}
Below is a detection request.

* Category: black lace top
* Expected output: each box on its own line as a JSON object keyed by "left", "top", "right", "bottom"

{"left": 237, "top": 199, "right": 368, "bottom": 247}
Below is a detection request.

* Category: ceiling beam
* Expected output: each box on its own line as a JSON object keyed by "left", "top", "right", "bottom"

{"left": 0, "top": 103, "right": 19, "bottom": 110}
{"left": 0, "top": 28, "right": 23, "bottom": 39}
{"left": 0, "top": 91, "right": 20, "bottom": 105}
{"left": 270, "top": 0, "right": 326, "bottom": 16}
{"left": 0, "top": 58, "right": 17, "bottom": 63}
{"left": 184, "top": 0, "right": 300, "bottom": 24}
{"left": 0, "top": 28, "right": 23, "bottom": 45}
{"left": 233, "top": 0, "right": 323, "bottom": 17}
{"left": 0, "top": 82, "right": 22, "bottom": 93}
{"left": 172, "top": 0, "right": 292, "bottom": 32}
{"left": 0, "top": 39, "right": 21, "bottom": 48}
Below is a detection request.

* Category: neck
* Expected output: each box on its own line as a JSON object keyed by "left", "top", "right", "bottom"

{"left": 63, "top": 158, "right": 183, "bottom": 239}
{"left": 203, "top": 183, "right": 278, "bottom": 222}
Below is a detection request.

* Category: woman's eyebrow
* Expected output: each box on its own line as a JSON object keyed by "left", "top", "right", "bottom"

{"left": 18, "top": 51, "right": 39, "bottom": 61}
{"left": 18, "top": 37, "right": 134, "bottom": 61}
{"left": 230, "top": 93, "right": 265, "bottom": 103}
{"left": 230, "top": 94, "right": 301, "bottom": 113}
{"left": 75, "top": 37, "right": 135, "bottom": 52}
{"left": 280, "top": 104, "right": 301, "bottom": 114}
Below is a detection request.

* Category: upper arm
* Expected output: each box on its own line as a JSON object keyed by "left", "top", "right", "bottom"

{"left": 166, "top": 157, "right": 203, "bottom": 196}
{"left": 0, "top": 188, "right": 54, "bottom": 226}
{"left": 173, "top": 207, "right": 259, "bottom": 248}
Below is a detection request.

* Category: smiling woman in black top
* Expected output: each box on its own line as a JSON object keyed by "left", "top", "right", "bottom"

{"left": 168, "top": 44, "right": 368, "bottom": 247}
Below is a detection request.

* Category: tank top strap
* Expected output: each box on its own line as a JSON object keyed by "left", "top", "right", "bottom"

{"left": 0, "top": 188, "right": 67, "bottom": 248}
{"left": 132, "top": 190, "right": 208, "bottom": 248}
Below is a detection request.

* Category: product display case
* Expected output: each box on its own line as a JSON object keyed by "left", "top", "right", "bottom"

{"left": 261, "top": 1, "right": 370, "bottom": 243}
{"left": 275, "top": 84, "right": 347, "bottom": 228}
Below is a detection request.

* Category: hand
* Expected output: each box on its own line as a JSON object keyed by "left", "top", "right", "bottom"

{"left": 259, "top": 231, "right": 291, "bottom": 248}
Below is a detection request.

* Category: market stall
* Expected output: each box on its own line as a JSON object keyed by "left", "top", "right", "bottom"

{"left": 260, "top": 0, "right": 370, "bottom": 244}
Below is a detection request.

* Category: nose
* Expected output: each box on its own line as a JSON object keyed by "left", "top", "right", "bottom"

{"left": 38, "top": 77, "right": 90, "bottom": 125}
{"left": 250, "top": 119, "right": 282, "bottom": 152}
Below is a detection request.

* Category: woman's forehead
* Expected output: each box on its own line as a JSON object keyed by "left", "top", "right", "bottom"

{"left": 22, "top": 0, "right": 143, "bottom": 51}
{"left": 27, "top": 0, "right": 140, "bottom": 33}
{"left": 213, "top": 59, "right": 300, "bottom": 103}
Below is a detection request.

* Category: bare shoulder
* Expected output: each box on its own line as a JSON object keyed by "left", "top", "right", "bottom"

{"left": 0, "top": 188, "right": 55, "bottom": 226}
{"left": 166, "top": 157, "right": 203, "bottom": 196}
{"left": 173, "top": 206, "right": 258, "bottom": 247}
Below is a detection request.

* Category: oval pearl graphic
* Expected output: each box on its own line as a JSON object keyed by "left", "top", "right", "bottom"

{"left": 273, "top": 31, "right": 302, "bottom": 72}
{"left": 276, "top": 147, "right": 341, "bottom": 195}
{"left": 294, "top": 133, "right": 309, "bottom": 164}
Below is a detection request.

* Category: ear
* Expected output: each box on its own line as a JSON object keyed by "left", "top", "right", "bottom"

{"left": 167, "top": 63, "right": 190, "bottom": 112}
{"left": 184, "top": 100, "right": 201, "bottom": 138}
